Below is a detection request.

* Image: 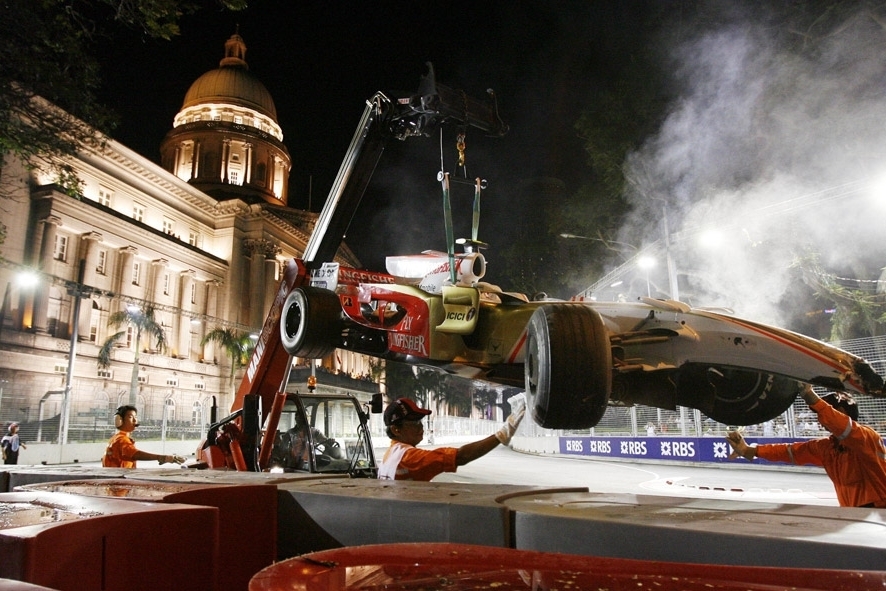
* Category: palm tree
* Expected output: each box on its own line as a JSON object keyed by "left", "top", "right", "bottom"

{"left": 200, "top": 327, "right": 254, "bottom": 411}
{"left": 98, "top": 306, "right": 167, "bottom": 406}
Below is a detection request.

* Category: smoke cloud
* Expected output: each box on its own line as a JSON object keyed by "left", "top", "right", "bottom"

{"left": 615, "top": 5, "right": 886, "bottom": 326}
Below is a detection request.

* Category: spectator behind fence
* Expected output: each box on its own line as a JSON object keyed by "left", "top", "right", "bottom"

{"left": 2, "top": 422, "right": 26, "bottom": 464}
{"left": 726, "top": 384, "right": 886, "bottom": 508}
{"left": 102, "top": 405, "right": 185, "bottom": 468}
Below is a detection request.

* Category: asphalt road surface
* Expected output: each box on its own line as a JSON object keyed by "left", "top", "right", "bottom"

{"left": 431, "top": 446, "right": 839, "bottom": 506}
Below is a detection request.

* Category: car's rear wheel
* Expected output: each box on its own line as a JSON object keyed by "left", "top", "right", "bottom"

{"left": 525, "top": 305, "right": 612, "bottom": 429}
{"left": 675, "top": 364, "right": 801, "bottom": 425}
{"left": 280, "top": 287, "right": 340, "bottom": 359}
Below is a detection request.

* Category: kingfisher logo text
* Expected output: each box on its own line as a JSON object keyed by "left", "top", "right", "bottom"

{"left": 390, "top": 333, "right": 427, "bottom": 356}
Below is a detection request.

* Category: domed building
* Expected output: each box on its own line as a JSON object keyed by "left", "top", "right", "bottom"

{"left": 160, "top": 31, "right": 292, "bottom": 205}
{"left": 0, "top": 31, "right": 371, "bottom": 459}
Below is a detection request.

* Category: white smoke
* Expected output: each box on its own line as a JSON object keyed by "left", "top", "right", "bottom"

{"left": 617, "top": 6, "right": 886, "bottom": 325}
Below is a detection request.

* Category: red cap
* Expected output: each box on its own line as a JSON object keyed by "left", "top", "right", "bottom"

{"left": 384, "top": 398, "right": 432, "bottom": 426}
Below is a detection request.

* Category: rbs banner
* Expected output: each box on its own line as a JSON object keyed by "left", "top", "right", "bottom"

{"left": 559, "top": 436, "right": 797, "bottom": 463}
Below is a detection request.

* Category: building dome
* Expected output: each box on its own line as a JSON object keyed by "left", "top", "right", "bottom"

{"left": 161, "top": 31, "right": 291, "bottom": 206}
{"left": 180, "top": 33, "right": 278, "bottom": 121}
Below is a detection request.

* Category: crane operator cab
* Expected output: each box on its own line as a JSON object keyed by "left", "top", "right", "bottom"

{"left": 269, "top": 393, "right": 378, "bottom": 476}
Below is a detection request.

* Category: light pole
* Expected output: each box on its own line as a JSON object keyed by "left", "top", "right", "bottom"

{"left": 59, "top": 259, "right": 93, "bottom": 446}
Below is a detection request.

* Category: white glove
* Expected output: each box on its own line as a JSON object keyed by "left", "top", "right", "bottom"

{"left": 495, "top": 406, "right": 526, "bottom": 445}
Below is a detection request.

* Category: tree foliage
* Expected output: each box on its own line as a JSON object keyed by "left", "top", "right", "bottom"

{"left": 200, "top": 327, "right": 254, "bottom": 410}
{"left": 0, "top": 0, "right": 246, "bottom": 243}
{"left": 97, "top": 306, "right": 167, "bottom": 405}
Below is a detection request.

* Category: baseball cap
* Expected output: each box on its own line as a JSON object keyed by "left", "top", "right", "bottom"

{"left": 820, "top": 392, "right": 858, "bottom": 421}
{"left": 384, "top": 398, "right": 432, "bottom": 426}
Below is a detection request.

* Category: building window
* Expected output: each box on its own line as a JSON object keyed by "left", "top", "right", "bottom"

{"left": 96, "top": 250, "right": 107, "bottom": 274}
{"left": 98, "top": 187, "right": 113, "bottom": 206}
{"left": 132, "top": 261, "right": 141, "bottom": 286}
{"left": 229, "top": 170, "right": 239, "bottom": 184}
{"left": 53, "top": 235, "right": 67, "bottom": 261}
{"left": 234, "top": 115, "right": 243, "bottom": 124}
{"left": 190, "top": 281, "right": 197, "bottom": 304}
{"left": 212, "top": 113, "right": 221, "bottom": 121}
{"left": 191, "top": 401, "right": 203, "bottom": 426}
{"left": 165, "top": 398, "right": 176, "bottom": 423}
{"left": 163, "top": 273, "right": 170, "bottom": 295}
{"left": 125, "top": 325, "right": 134, "bottom": 348}
{"left": 188, "top": 231, "right": 201, "bottom": 247}
{"left": 162, "top": 217, "right": 175, "bottom": 235}
{"left": 132, "top": 203, "right": 145, "bottom": 222}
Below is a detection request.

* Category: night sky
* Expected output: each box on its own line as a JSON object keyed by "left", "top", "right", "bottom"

{"left": 94, "top": 1, "right": 648, "bottom": 272}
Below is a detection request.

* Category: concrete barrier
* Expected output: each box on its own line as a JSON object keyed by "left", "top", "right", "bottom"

{"left": 273, "top": 479, "right": 588, "bottom": 558}
{"left": 501, "top": 490, "right": 886, "bottom": 571}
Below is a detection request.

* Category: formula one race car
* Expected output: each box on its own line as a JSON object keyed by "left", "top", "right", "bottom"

{"left": 279, "top": 245, "right": 886, "bottom": 430}
{"left": 257, "top": 63, "right": 883, "bottom": 432}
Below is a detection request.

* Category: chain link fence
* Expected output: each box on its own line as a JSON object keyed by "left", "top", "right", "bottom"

{"left": 2, "top": 335, "right": 885, "bottom": 447}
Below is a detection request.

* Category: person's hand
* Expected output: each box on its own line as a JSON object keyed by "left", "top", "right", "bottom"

{"left": 161, "top": 454, "right": 186, "bottom": 465}
{"left": 495, "top": 405, "right": 526, "bottom": 445}
{"left": 799, "top": 384, "right": 820, "bottom": 406}
{"left": 726, "top": 431, "right": 754, "bottom": 461}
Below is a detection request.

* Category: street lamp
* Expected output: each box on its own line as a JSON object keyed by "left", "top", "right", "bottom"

{"left": 637, "top": 256, "right": 656, "bottom": 297}
{"left": 0, "top": 269, "right": 39, "bottom": 341}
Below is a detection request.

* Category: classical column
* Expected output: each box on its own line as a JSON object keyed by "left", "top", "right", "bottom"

{"left": 177, "top": 270, "right": 196, "bottom": 358}
{"left": 191, "top": 141, "right": 200, "bottom": 180}
{"left": 244, "top": 143, "right": 253, "bottom": 184}
{"left": 202, "top": 279, "right": 221, "bottom": 363}
{"left": 244, "top": 239, "right": 280, "bottom": 329}
{"left": 222, "top": 138, "right": 231, "bottom": 183}
{"left": 77, "top": 232, "right": 103, "bottom": 338}
{"left": 173, "top": 143, "right": 182, "bottom": 178}
{"left": 263, "top": 257, "right": 278, "bottom": 315}
{"left": 150, "top": 259, "right": 169, "bottom": 303}
{"left": 116, "top": 246, "right": 138, "bottom": 304}
{"left": 248, "top": 241, "right": 265, "bottom": 330}
{"left": 32, "top": 215, "right": 61, "bottom": 333}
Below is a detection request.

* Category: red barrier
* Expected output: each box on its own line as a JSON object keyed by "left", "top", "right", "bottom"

{"left": 0, "top": 491, "right": 217, "bottom": 591}
{"left": 16, "top": 479, "right": 277, "bottom": 591}
{"left": 250, "top": 542, "right": 886, "bottom": 591}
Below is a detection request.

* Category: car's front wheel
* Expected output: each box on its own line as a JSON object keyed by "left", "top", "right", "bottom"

{"left": 280, "top": 287, "right": 340, "bottom": 359}
{"left": 525, "top": 305, "right": 612, "bottom": 429}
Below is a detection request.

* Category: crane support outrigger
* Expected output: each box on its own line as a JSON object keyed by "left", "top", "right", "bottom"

{"left": 197, "top": 64, "right": 507, "bottom": 472}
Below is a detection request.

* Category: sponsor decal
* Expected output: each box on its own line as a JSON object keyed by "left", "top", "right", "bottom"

{"left": 389, "top": 332, "right": 427, "bottom": 356}
{"left": 658, "top": 440, "right": 695, "bottom": 458}
{"left": 558, "top": 436, "right": 819, "bottom": 464}
{"left": 339, "top": 267, "right": 397, "bottom": 285}
{"left": 620, "top": 440, "right": 648, "bottom": 456}
{"left": 445, "top": 307, "right": 476, "bottom": 321}
{"left": 310, "top": 262, "right": 340, "bottom": 290}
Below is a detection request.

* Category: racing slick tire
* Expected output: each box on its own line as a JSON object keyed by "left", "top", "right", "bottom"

{"left": 526, "top": 305, "right": 612, "bottom": 429}
{"left": 675, "top": 364, "right": 801, "bottom": 426}
{"left": 280, "top": 287, "right": 340, "bottom": 359}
